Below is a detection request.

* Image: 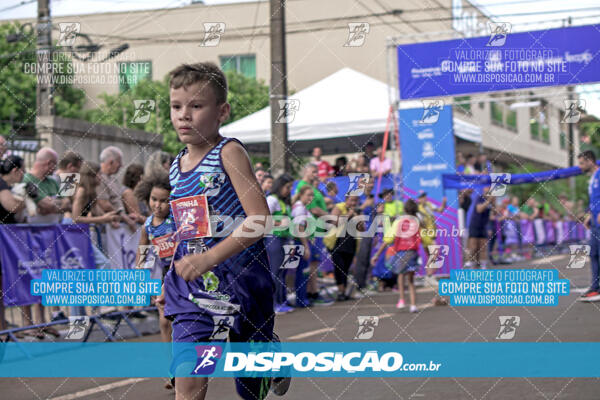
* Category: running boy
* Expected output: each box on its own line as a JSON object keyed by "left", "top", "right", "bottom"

{"left": 159, "top": 63, "right": 289, "bottom": 400}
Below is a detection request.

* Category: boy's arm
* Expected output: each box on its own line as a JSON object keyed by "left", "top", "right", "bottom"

{"left": 174, "top": 141, "right": 269, "bottom": 281}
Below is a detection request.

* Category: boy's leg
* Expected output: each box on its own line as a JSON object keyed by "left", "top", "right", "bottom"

{"left": 175, "top": 377, "right": 208, "bottom": 400}
{"left": 158, "top": 305, "right": 172, "bottom": 343}
{"left": 170, "top": 313, "right": 218, "bottom": 400}
{"left": 231, "top": 308, "right": 276, "bottom": 400}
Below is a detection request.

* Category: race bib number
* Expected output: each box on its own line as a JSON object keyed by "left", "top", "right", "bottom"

{"left": 151, "top": 234, "right": 176, "bottom": 259}
{"left": 171, "top": 195, "right": 212, "bottom": 240}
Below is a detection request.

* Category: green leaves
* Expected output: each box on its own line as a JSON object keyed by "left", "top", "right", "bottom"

{"left": 82, "top": 70, "right": 270, "bottom": 155}
{"left": 0, "top": 22, "right": 86, "bottom": 135}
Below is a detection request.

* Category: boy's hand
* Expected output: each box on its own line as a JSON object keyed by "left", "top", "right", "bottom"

{"left": 155, "top": 285, "right": 165, "bottom": 311}
{"left": 174, "top": 252, "right": 216, "bottom": 281}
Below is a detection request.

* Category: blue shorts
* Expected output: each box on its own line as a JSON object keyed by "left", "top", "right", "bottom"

{"left": 310, "top": 237, "right": 324, "bottom": 262}
{"left": 171, "top": 311, "right": 274, "bottom": 400}
{"left": 386, "top": 250, "right": 419, "bottom": 275}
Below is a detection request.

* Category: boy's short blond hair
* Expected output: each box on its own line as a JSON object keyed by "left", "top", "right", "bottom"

{"left": 169, "top": 62, "right": 228, "bottom": 105}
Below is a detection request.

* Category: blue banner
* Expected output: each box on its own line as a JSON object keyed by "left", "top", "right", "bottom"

{"left": 2, "top": 342, "right": 600, "bottom": 377}
{"left": 441, "top": 163, "right": 591, "bottom": 190}
{"left": 399, "top": 105, "right": 456, "bottom": 200}
{"left": 0, "top": 224, "right": 96, "bottom": 306}
{"left": 397, "top": 24, "right": 600, "bottom": 99}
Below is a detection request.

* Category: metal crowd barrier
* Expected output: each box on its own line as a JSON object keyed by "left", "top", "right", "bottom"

{"left": 0, "top": 306, "right": 159, "bottom": 343}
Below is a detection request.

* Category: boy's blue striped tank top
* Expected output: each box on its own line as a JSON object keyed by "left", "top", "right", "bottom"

{"left": 164, "top": 136, "right": 274, "bottom": 318}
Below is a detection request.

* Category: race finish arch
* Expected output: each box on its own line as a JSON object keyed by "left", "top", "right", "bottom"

{"left": 387, "top": 23, "right": 600, "bottom": 273}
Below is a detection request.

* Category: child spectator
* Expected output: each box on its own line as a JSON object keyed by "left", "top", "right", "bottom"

{"left": 266, "top": 174, "right": 295, "bottom": 314}
{"left": 372, "top": 199, "right": 421, "bottom": 313}
{"left": 261, "top": 174, "right": 273, "bottom": 195}
{"left": 134, "top": 170, "right": 176, "bottom": 389}
{"left": 291, "top": 185, "right": 316, "bottom": 307}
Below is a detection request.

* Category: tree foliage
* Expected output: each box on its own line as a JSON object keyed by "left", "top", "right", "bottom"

{"left": 0, "top": 22, "right": 86, "bottom": 136}
{"left": 83, "top": 69, "right": 270, "bottom": 154}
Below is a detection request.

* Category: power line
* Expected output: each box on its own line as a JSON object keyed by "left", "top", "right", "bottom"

{"left": 0, "top": 0, "right": 36, "bottom": 14}
{"left": 78, "top": 12, "right": 600, "bottom": 47}
{"left": 71, "top": 5, "right": 600, "bottom": 45}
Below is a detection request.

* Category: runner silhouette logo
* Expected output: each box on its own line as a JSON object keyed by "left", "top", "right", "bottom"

{"left": 192, "top": 345, "right": 223, "bottom": 375}
{"left": 354, "top": 316, "right": 379, "bottom": 340}
{"left": 567, "top": 245, "right": 590, "bottom": 269}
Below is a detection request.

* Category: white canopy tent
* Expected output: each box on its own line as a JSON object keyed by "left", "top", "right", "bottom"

{"left": 221, "top": 67, "right": 481, "bottom": 145}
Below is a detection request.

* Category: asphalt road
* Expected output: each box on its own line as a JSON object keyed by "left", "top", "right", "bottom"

{"left": 2, "top": 253, "right": 600, "bottom": 400}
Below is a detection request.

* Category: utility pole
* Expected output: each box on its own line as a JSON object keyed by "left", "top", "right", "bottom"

{"left": 36, "top": 0, "right": 53, "bottom": 117}
{"left": 269, "top": 0, "right": 290, "bottom": 177}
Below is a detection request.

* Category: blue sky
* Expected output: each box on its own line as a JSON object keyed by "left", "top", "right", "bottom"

{"left": 1, "top": 0, "right": 599, "bottom": 118}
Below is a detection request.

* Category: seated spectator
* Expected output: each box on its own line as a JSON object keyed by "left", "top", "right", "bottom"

{"left": 379, "top": 188, "right": 403, "bottom": 219}
{"left": 144, "top": 151, "right": 173, "bottom": 178}
{"left": 520, "top": 198, "right": 539, "bottom": 220}
{"left": 324, "top": 180, "right": 339, "bottom": 212}
{"left": 123, "top": 163, "right": 149, "bottom": 217}
{"left": 255, "top": 167, "right": 266, "bottom": 186}
{"left": 23, "top": 148, "right": 64, "bottom": 224}
{"left": 97, "top": 146, "right": 142, "bottom": 227}
{"left": 262, "top": 174, "right": 273, "bottom": 195}
{"left": 312, "top": 147, "right": 334, "bottom": 181}
{"left": 475, "top": 152, "right": 493, "bottom": 173}
{"left": 0, "top": 155, "right": 26, "bottom": 224}
{"left": 370, "top": 147, "right": 392, "bottom": 176}
{"left": 0, "top": 155, "right": 26, "bottom": 333}
{"left": 334, "top": 156, "right": 348, "bottom": 177}
{"left": 364, "top": 141, "right": 376, "bottom": 161}
{"left": 456, "top": 152, "right": 466, "bottom": 174}
{"left": 71, "top": 162, "right": 120, "bottom": 226}
{"left": 0, "top": 135, "right": 8, "bottom": 160}
{"left": 464, "top": 154, "right": 477, "bottom": 174}
{"left": 348, "top": 154, "right": 370, "bottom": 174}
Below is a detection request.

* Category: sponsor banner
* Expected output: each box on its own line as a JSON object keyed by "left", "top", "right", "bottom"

{"left": 399, "top": 105, "right": 455, "bottom": 201}
{"left": 397, "top": 24, "right": 600, "bottom": 99}
{"left": 2, "top": 342, "right": 600, "bottom": 377}
{"left": 105, "top": 223, "right": 142, "bottom": 269}
{"left": 0, "top": 224, "right": 95, "bottom": 306}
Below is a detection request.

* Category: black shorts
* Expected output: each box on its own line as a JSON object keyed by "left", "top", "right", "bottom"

{"left": 469, "top": 225, "right": 488, "bottom": 239}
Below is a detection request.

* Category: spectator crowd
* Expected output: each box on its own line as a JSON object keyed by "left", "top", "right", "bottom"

{"left": 0, "top": 137, "right": 595, "bottom": 341}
